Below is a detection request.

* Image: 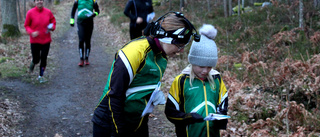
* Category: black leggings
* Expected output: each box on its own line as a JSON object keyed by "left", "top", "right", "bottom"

{"left": 77, "top": 21, "right": 93, "bottom": 60}
{"left": 31, "top": 43, "right": 50, "bottom": 76}
{"left": 129, "top": 22, "right": 147, "bottom": 40}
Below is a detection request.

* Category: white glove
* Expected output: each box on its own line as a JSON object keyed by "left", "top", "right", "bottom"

{"left": 152, "top": 90, "right": 166, "bottom": 105}
{"left": 46, "top": 23, "right": 54, "bottom": 33}
{"left": 47, "top": 23, "right": 53, "bottom": 29}
{"left": 147, "top": 12, "right": 155, "bottom": 23}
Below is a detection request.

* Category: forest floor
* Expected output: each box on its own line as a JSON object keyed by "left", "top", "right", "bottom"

{"left": 0, "top": 1, "right": 175, "bottom": 137}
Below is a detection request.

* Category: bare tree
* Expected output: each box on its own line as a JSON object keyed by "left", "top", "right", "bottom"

{"left": 224, "top": 0, "right": 228, "bottom": 17}
{"left": 0, "top": 0, "right": 20, "bottom": 37}
{"left": 24, "top": 0, "right": 26, "bottom": 18}
{"left": 238, "top": 0, "right": 240, "bottom": 16}
{"left": 206, "top": 0, "right": 211, "bottom": 12}
{"left": 228, "top": 0, "right": 232, "bottom": 16}
{"left": 242, "top": 0, "right": 244, "bottom": 8}
{"left": 17, "top": 0, "right": 22, "bottom": 21}
{"left": 299, "top": 0, "right": 303, "bottom": 28}
{"left": 315, "top": 0, "right": 320, "bottom": 8}
{"left": 180, "top": 0, "right": 184, "bottom": 11}
{"left": 161, "top": 0, "right": 165, "bottom": 6}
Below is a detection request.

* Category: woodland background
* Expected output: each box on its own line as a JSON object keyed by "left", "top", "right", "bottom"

{"left": 1, "top": 0, "right": 320, "bottom": 136}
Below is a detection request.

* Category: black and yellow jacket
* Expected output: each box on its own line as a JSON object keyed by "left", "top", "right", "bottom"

{"left": 92, "top": 37, "right": 167, "bottom": 135}
{"left": 165, "top": 66, "right": 228, "bottom": 137}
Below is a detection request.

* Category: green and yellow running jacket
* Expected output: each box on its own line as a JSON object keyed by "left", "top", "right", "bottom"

{"left": 165, "top": 67, "right": 228, "bottom": 137}
{"left": 92, "top": 37, "right": 167, "bottom": 135}
{"left": 71, "top": 0, "right": 99, "bottom": 22}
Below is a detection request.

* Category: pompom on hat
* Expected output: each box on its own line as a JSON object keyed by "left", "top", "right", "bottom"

{"left": 188, "top": 24, "right": 218, "bottom": 67}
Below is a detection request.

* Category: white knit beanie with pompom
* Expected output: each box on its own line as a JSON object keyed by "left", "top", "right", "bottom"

{"left": 188, "top": 24, "right": 218, "bottom": 67}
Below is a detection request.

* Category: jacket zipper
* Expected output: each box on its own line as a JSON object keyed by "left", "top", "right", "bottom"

{"left": 203, "top": 81, "right": 210, "bottom": 137}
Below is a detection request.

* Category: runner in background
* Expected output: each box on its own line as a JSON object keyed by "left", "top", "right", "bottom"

{"left": 165, "top": 24, "right": 229, "bottom": 137}
{"left": 124, "top": 0, "right": 154, "bottom": 40}
{"left": 24, "top": 0, "right": 56, "bottom": 83}
{"left": 70, "top": 0, "right": 100, "bottom": 66}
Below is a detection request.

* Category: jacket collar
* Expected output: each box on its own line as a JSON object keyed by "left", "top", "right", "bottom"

{"left": 35, "top": 6, "right": 44, "bottom": 12}
{"left": 181, "top": 65, "right": 220, "bottom": 76}
{"left": 147, "top": 37, "right": 167, "bottom": 58}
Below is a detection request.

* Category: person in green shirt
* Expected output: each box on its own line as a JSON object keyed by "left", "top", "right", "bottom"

{"left": 70, "top": 0, "right": 100, "bottom": 66}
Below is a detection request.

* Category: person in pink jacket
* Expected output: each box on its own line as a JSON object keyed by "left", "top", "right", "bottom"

{"left": 24, "top": 0, "right": 56, "bottom": 83}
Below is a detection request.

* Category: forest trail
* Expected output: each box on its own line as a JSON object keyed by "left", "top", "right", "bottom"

{"left": 1, "top": 1, "right": 111, "bottom": 136}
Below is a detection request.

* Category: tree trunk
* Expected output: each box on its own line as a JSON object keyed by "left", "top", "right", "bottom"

{"left": 315, "top": 0, "right": 320, "bottom": 8}
{"left": 206, "top": 0, "right": 211, "bottom": 13}
{"left": 17, "top": 0, "right": 21, "bottom": 20}
{"left": 47, "top": 0, "right": 52, "bottom": 7}
{"left": 161, "top": 0, "right": 165, "bottom": 6}
{"left": 24, "top": 0, "right": 26, "bottom": 18}
{"left": 1, "top": 0, "right": 20, "bottom": 37}
{"left": 180, "top": 0, "right": 184, "bottom": 11}
{"left": 242, "top": 0, "right": 244, "bottom": 8}
{"left": 228, "top": 0, "right": 232, "bottom": 16}
{"left": 299, "top": 0, "right": 303, "bottom": 28}
{"left": 238, "top": 0, "right": 240, "bottom": 16}
{"left": 224, "top": 0, "right": 228, "bottom": 17}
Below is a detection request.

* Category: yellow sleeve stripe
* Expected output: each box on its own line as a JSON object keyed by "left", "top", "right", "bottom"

{"left": 218, "top": 79, "right": 228, "bottom": 104}
{"left": 121, "top": 39, "right": 150, "bottom": 76}
{"left": 167, "top": 116, "right": 184, "bottom": 120}
{"left": 169, "top": 74, "right": 184, "bottom": 103}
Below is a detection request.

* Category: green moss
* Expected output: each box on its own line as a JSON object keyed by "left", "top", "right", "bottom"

{"left": 0, "top": 62, "right": 25, "bottom": 78}
{"left": 0, "top": 57, "right": 14, "bottom": 64}
{"left": 2, "top": 24, "right": 20, "bottom": 37}
{"left": 54, "top": 0, "right": 60, "bottom": 5}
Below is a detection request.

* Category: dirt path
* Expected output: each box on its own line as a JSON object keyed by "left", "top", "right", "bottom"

{"left": 0, "top": 1, "right": 113, "bottom": 136}
{"left": 0, "top": 15, "right": 112, "bottom": 137}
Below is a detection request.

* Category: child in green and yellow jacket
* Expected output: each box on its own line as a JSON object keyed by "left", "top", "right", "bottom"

{"left": 165, "top": 24, "right": 228, "bottom": 137}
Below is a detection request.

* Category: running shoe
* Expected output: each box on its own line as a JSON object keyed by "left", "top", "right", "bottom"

{"left": 85, "top": 60, "right": 90, "bottom": 65}
{"left": 29, "top": 62, "right": 35, "bottom": 73}
{"left": 78, "top": 60, "right": 84, "bottom": 67}
{"left": 37, "top": 76, "right": 46, "bottom": 83}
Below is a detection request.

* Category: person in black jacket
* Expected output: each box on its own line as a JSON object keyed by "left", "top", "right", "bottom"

{"left": 124, "top": 0, "right": 154, "bottom": 40}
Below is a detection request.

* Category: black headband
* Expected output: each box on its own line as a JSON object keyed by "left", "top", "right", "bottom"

{"left": 144, "top": 11, "right": 200, "bottom": 43}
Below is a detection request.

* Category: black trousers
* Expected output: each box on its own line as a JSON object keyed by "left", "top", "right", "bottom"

{"left": 31, "top": 43, "right": 50, "bottom": 75}
{"left": 92, "top": 118, "right": 149, "bottom": 137}
{"left": 77, "top": 21, "right": 93, "bottom": 60}
{"left": 129, "top": 22, "right": 147, "bottom": 40}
